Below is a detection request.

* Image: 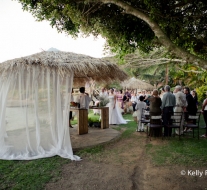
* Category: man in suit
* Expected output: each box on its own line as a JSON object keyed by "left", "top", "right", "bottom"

{"left": 184, "top": 87, "right": 197, "bottom": 131}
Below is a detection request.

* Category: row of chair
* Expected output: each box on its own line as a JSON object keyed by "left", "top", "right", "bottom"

{"left": 140, "top": 109, "right": 201, "bottom": 140}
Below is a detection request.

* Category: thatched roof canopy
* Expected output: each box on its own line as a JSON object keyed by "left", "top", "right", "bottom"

{"left": 121, "top": 77, "right": 154, "bottom": 90}
{"left": 0, "top": 51, "right": 128, "bottom": 85}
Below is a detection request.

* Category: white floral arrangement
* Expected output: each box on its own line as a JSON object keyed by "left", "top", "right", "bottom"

{"left": 98, "top": 96, "right": 109, "bottom": 107}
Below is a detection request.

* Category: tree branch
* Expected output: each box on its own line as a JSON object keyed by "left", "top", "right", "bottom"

{"left": 98, "top": 0, "right": 207, "bottom": 69}
{"left": 68, "top": 0, "right": 207, "bottom": 69}
{"left": 120, "top": 58, "right": 186, "bottom": 69}
{"left": 175, "top": 65, "right": 204, "bottom": 74}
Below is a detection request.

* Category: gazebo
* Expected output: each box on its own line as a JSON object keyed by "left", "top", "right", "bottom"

{"left": 0, "top": 51, "right": 127, "bottom": 161}
{"left": 121, "top": 77, "right": 154, "bottom": 91}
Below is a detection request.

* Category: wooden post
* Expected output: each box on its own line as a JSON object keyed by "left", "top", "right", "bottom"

{"left": 101, "top": 107, "right": 109, "bottom": 129}
{"left": 77, "top": 109, "right": 88, "bottom": 135}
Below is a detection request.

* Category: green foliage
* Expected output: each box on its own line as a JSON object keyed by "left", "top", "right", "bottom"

{"left": 88, "top": 117, "right": 94, "bottom": 123}
{"left": 196, "top": 85, "right": 207, "bottom": 103}
{"left": 88, "top": 112, "right": 100, "bottom": 123}
{"left": 88, "top": 116, "right": 100, "bottom": 123}
{"left": 105, "top": 81, "right": 122, "bottom": 90}
{"left": 17, "top": 0, "right": 207, "bottom": 62}
{"left": 133, "top": 64, "right": 166, "bottom": 86}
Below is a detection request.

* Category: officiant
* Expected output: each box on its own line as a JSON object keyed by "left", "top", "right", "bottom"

{"left": 77, "top": 87, "right": 92, "bottom": 111}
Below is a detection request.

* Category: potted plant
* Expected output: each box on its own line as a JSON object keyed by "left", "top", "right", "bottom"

{"left": 93, "top": 119, "right": 101, "bottom": 128}
{"left": 88, "top": 117, "right": 101, "bottom": 128}
{"left": 99, "top": 96, "right": 109, "bottom": 107}
{"left": 88, "top": 117, "right": 94, "bottom": 127}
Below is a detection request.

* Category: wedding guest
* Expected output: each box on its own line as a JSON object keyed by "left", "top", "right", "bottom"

{"left": 100, "top": 87, "right": 108, "bottom": 98}
{"left": 114, "top": 88, "right": 118, "bottom": 95}
{"left": 135, "top": 96, "right": 147, "bottom": 132}
{"left": 191, "top": 90, "right": 198, "bottom": 108}
{"left": 130, "top": 92, "right": 138, "bottom": 112}
{"left": 148, "top": 89, "right": 162, "bottom": 136}
{"left": 201, "top": 91, "right": 207, "bottom": 138}
{"left": 116, "top": 90, "right": 123, "bottom": 108}
{"left": 148, "top": 89, "right": 162, "bottom": 115}
{"left": 161, "top": 85, "right": 176, "bottom": 136}
{"left": 122, "top": 91, "right": 129, "bottom": 114}
{"left": 183, "top": 87, "right": 197, "bottom": 132}
{"left": 69, "top": 88, "right": 74, "bottom": 128}
{"left": 174, "top": 85, "right": 187, "bottom": 135}
{"left": 144, "top": 92, "right": 151, "bottom": 107}
{"left": 159, "top": 87, "right": 165, "bottom": 99}
{"left": 125, "top": 89, "right": 131, "bottom": 112}
{"left": 140, "top": 90, "right": 146, "bottom": 98}
{"left": 137, "top": 90, "right": 141, "bottom": 100}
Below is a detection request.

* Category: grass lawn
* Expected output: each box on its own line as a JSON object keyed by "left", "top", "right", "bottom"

{"left": 1, "top": 112, "right": 207, "bottom": 189}
{"left": 145, "top": 113, "right": 207, "bottom": 167}
{"left": 0, "top": 156, "right": 71, "bottom": 189}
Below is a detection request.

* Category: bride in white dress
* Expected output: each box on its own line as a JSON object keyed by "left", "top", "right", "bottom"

{"left": 106, "top": 89, "right": 127, "bottom": 125}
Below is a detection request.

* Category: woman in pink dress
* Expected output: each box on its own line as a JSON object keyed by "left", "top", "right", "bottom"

{"left": 116, "top": 90, "right": 123, "bottom": 108}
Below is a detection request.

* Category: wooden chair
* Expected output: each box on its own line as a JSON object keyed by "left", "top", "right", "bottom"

{"left": 167, "top": 112, "right": 183, "bottom": 140}
{"left": 183, "top": 112, "right": 201, "bottom": 139}
{"left": 140, "top": 109, "right": 150, "bottom": 132}
{"left": 148, "top": 114, "right": 163, "bottom": 141}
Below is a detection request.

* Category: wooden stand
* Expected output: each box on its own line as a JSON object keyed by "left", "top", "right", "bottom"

{"left": 71, "top": 108, "right": 88, "bottom": 135}
{"left": 70, "top": 106, "right": 109, "bottom": 135}
{"left": 77, "top": 109, "right": 88, "bottom": 135}
{"left": 90, "top": 107, "right": 109, "bottom": 129}
{"left": 100, "top": 107, "right": 109, "bottom": 129}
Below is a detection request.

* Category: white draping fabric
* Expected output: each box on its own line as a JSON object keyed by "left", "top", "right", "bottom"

{"left": 0, "top": 66, "right": 80, "bottom": 160}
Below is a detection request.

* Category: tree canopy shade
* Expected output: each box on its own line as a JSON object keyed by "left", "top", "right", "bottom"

{"left": 18, "top": 0, "right": 207, "bottom": 68}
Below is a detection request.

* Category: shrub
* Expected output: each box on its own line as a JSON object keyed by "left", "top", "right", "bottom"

{"left": 196, "top": 85, "right": 207, "bottom": 104}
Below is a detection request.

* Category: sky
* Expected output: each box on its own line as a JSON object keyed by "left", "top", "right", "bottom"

{"left": 0, "top": 0, "right": 107, "bottom": 63}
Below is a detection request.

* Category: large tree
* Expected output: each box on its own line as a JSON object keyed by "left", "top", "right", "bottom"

{"left": 18, "top": 0, "right": 207, "bottom": 68}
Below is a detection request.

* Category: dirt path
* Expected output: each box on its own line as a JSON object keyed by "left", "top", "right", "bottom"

{"left": 46, "top": 132, "right": 207, "bottom": 190}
